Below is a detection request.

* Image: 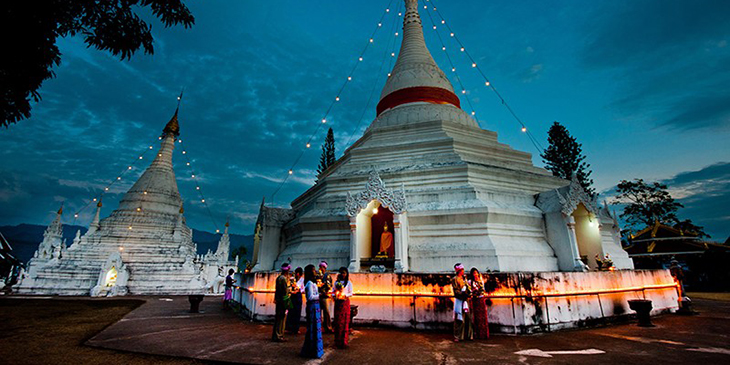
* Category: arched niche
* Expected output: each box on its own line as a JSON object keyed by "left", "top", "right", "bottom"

{"left": 571, "top": 203, "right": 603, "bottom": 269}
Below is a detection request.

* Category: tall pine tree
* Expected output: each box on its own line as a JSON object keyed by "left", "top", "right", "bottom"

{"left": 541, "top": 121, "right": 595, "bottom": 196}
{"left": 316, "top": 128, "right": 336, "bottom": 179}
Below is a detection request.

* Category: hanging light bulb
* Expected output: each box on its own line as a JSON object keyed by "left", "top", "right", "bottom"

{"left": 485, "top": 81, "right": 490, "bottom": 86}
{"left": 347, "top": 76, "right": 352, "bottom": 81}
{"left": 471, "top": 111, "right": 476, "bottom": 116}
{"left": 143, "top": 191, "right": 148, "bottom": 194}
{"left": 462, "top": 89, "right": 466, "bottom": 94}
{"left": 521, "top": 127, "right": 527, "bottom": 132}
{"left": 472, "top": 63, "right": 477, "bottom": 68}
{"left": 335, "top": 96, "right": 340, "bottom": 102}
{"left": 369, "top": 38, "right": 373, "bottom": 43}
{"left": 149, "top": 146, "right": 153, "bottom": 149}
{"left": 398, "top": 12, "right": 402, "bottom": 16}
{"left": 288, "top": 169, "right": 293, "bottom": 175}
{"left": 182, "top": 151, "right": 186, "bottom": 154}
{"left": 391, "top": 52, "right": 395, "bottom": 57}
{"left": 128, "top": 166, "right": 132, "bottom": 170}
{"left": 201, "top": 199, "right": 205, "bottom": 203}
{"left": 441, "top": 20, "right": 445, "bottom": 24}
{"left": 395, "top": 32, "right": 399, "bottom": 36}
{"left": 139, "top": 156, "right": 143, "bottom": 159}
{"left": 117, "top": 177, "right": 121, "bottom": 180}
{"left": 306, "top": 143, "right": 311, "bottom": 148}
{"left": 450, "top": 32, "right": 454, "bottom": 37}
{"left": 196, "top": 186, "right": 200, "bottom": 190}
{"left": 322, "top": 118, "right": 327, "bottom": 123}
{"left": 191, "top": 174, "right": 195, "bottom": 178}
{"left": 178, "top": 139, "right": 182, "bottom": 143}
{"left": 442, "top": 46, "right": 446, "bottom": 51}
{"left": 186, "top": 162, "right": 190, "bottom": 166}
{"left": 460, "top": 47, "right": 465, "bottom": 52}
{"left": 433, "top": 25, "right": 437, "bottom": 30}
{"left": 93, "top": 198, "right": 97, "bottom": 202}
{"left": 373, "top": 207, "right": 379, "bottom": 214}
{"left": 105, "top": 187, "right": 109, "bottom": 191}
{"left": 387, "top": 73, "right": 392, "bottom": 77}
{"left": 74, "top": 213, "right": 79, "bottom": 218}
{"left": 451, "top": 67, "right": 456, "bottom": 72}
{"left": 216, "top": 229, "right": 220, "bottom": 233}
{"left": 386, "top": 8, "right": 390, "bottom": 12}
{"left": 359, "top": 57, "right": 363, "bottom": 61}
{"left": 378, "top": 23, "right": 382, "bottom": 27}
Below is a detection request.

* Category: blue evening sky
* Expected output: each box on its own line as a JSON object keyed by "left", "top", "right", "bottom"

{"left": 1, "top": 0, "right": 728, "bottom": 240}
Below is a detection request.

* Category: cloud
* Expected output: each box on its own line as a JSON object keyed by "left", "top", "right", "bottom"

{"left": 581, "top": 0, "right": 730, "bottom": 130}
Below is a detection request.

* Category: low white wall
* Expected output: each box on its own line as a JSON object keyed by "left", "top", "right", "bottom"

{"left": 232, "top": 269, "right": 678, "bottom": 334}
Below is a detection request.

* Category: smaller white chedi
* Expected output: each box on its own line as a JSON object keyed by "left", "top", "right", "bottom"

{"left": 16, "top": 106, "right": 237, "bottom": 296}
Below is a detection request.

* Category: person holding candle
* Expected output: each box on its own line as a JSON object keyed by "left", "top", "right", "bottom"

{"left": 332, "top": 266, "right": 354, "bottom": 348}
{"left": 468, "top": 267, "right": 489, "bottom": 339}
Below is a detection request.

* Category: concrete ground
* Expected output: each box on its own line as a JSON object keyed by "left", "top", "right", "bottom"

{"left": 3, "top": 295, "right": 730, "bottom": 364}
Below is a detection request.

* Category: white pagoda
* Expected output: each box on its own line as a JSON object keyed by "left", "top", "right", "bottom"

{"left": 252, "top": 0, "right": 632, "bottom": 273}
{"left": 16, "top": 108, "right": 236, "bottom": 296}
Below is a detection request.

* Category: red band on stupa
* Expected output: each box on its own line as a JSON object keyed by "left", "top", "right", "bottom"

{"left": 376, "top": 86, "right": 461, "bottom": 116}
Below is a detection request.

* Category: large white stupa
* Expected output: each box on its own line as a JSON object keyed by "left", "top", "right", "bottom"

{"left": 252, "top": 0, "right": 633, "bottom": 274}
{"left": 16, "top": 107, "right": 236, "bottom": 296}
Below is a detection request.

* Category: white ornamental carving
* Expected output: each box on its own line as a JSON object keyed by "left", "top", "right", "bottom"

{"left": 556, "top": 174, "right": 599, "bottom": 216}
{"left": 346, "top": 171, "right": 407, "bottom": 216}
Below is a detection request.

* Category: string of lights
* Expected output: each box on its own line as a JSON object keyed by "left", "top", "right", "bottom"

{"left": 420, "top": 2, "right": 478, "bottom": 118}
{"left": 269, "top": 0, "right": 397, "bottom": 202}
{"left": 71, "top": 138, "right": 160, "bottom": 225}
{"left": 177, "top": 139, "right": 221, "bottom": 233}
{"left": 345, "top": 0, "right": 404, "bottom": 148}
{"left": 425, "top": 0, "right": 545, "bottom": 153}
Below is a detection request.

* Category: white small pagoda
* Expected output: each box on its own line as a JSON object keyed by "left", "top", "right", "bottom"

{"left": 16, "top": 108, "right": 236, "bottom": 296}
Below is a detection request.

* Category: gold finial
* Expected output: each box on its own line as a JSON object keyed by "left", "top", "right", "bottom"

{"left": 179, "top": 205, "right": 184, "bottom": 214}
{"left": 57, "top": 203, "right": 64, "bottom": 214}
{"left": 97, "top": 197, "right": 103, "bottom": 208}
{"left": 162, "top": 89, "right": 184, "bottom": 137}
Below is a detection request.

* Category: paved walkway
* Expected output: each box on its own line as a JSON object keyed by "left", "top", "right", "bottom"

{"left": 87, "top": 296, "right": 730, "bottom": 364}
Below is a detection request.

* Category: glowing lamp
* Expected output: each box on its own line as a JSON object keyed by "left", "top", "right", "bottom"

{"left": 74, "top": 213, "right": 79, "bottom": 218}
{"left": 306, "top": 143, "right": 311, "bottom": 148}
{"left": 136, "top": 207, "right": 141, "bottom": 212}
{"left": 378, "top": 23, "right": 382, "bottom": 27}
{"left": 441, "top": 20, "right": 445, "bottom": 24}
{"left": 521, "top": 127, "right": 527, "bottom": 132}
{"left": 460, "top": 47, "right": 465, "bottom": 52}
{"left": 433, "top": 26, "right": 437, "bottom": 30}
{"left": 191, "top": 174, "right": 195, "bottom": 178}
{"left": 119, "top": 247, "right": 124, "bottom": 251}
{"left": 442, "top": 46, "right": 446, "bottom": 51}
{"left": 93, "top": 198, "right": 97, "bottom": 202}
{"left": 472, "top": 63, "right": 477, "bottom": 68}
{"left": 216, "top": 229, "right": 220, "bottom": 233}
{"left": 178, "top": 139, "right": 182, "bottom": 143}
{"left": 186, "top": 162, "right": 190, "bottom": 166}
{"left": 128, "top": 226, "right": 132, "bottom": 230}
{"left": 395, "top": 32, "right": 399, "bottom": 36}
{"left": 335, "top": 96, "right": 340, "bottom": 101}
{"left": 288, "top": 170, "right": 293, "bottom": 175}
{"left": 139, "top": 156, "right": 143, "bottom": 159}
{"left": 201, "top": 199, "right": 205, "bottom": 203}
{"left": 386, "top": 8, "right": 389, "bottom": 12}
{"left": 471, "top": 111, "right": 476, "bottom": 116}
{"left": 348, "top": 76, "right": 352, "bottom": 81}
{"left": 105, "top": 187, "right": 109, "bottom": 191}
{"left": 128, "top": 166, "right": 132, "bottom": 170}
{"left": 369, "top": 38, "right": 373, "bottom": 43}
{"left": 149, "top": 146, "right": 153, "bottom": 149}
{"left": 322, "top": 118, "right": 327, "bottom": 123}
{"left": 462, "top": 90, "right": 466, "bottom": 94}
{"left": 182, "top": 151, "right": 186, "bottom": 154}
{"left": 143, "top": 191, "right": 148, "bottom": 194}
{"left": 359, "top": 57, "right": 363, "bottom": 61}
{"left": 485, "top": 81, "right": 490, "bottom": 86}
{"left": 196, "top": 187, "right": 200, "bottom": 190}
{"left": 450, "top": 33, "right": 454, "bottom": 37}
{"left": 117, "top": 177, "right": 121, "bottom": 180}
{"left": 373, "top": 208, "right": 379, "bottom": 214}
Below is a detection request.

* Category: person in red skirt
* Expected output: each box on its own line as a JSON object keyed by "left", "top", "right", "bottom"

{"left": 332, "top": 266, "right": 353, "bottom": 348}
{"left": 468, "top": 267, "right": 489, "bottom": 339}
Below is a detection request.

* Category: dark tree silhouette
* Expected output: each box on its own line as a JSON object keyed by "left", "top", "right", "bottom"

{"left": 316, "top": 127, "right": 336, "bottom": 179}
{"left": 541, "top": 121, "right": 595, "bottom": 196}
{"left": 1, "top": 1, "right": 195, "bottom": 128}
{"left": 614, "top": 179, "right": 682, "bottom": 229}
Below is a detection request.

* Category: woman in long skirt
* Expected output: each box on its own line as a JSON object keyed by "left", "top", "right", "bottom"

{"left": 332, "top": 267, "right": 354, "bottom": 348}
{"left": 301, "top": 265, "right": 324, "bottom": 358}
{"left": 468, "top": 267, "right": 489, "bottom": 339}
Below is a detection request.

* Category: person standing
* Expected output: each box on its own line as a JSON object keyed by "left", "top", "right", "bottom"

{"left": 451, "top": 263, "right": 473, "bottom": 342}
{"left": 301, "top": 264, "right": 324, "bottom": 359}
{"left": 332, "top": 266, "right": 354, "bottom": 348}
{"left": 287, "top": 267, "right": 305, "bottom": 334}
{"left": 223, "top": 268, "right": 236, "bottom": 308}
{"left": 316, "top": 261, "right": 334, "bottom": 333}
{"left": 272, "top": 263, "right": 291, "bottom": 342}
{"left": 468, "top": 268, "right": 489, "bottom": 339}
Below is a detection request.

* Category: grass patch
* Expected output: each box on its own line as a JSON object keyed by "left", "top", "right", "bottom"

{"left": 0, "top": 298, "right": 212, "bottom": 364}
{"left": 686, "top": 292, "right": 730, "bottom": 302}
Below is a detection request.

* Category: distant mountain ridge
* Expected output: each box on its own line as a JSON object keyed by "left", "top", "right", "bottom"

{"left": 0, "top": 223, "right": 253, "bottom": 265}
